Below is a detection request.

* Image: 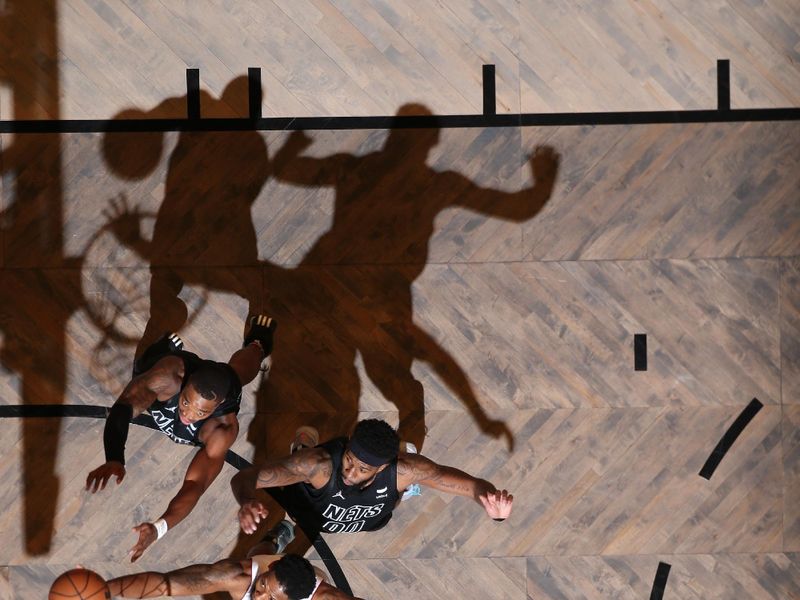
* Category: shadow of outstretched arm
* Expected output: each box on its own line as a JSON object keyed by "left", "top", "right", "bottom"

{"left": 449, "top": 145, "right": 560, "bottom": 220}
{"left": 411, "top": 322, "right": 514, "bottom": 452}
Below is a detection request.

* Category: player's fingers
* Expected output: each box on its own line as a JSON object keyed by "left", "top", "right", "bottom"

{"left": 246, "top": 512, "right": 260, "bottom": 533}
{"left": 98, "top": 473, "right": 110, "bottom": 491}
{"left": 128, "top": 543, "right": 139, "bottom": 561}
{"left": 116, "top": 470, "right": 125, "bottom": 485}
{"left": 239, "top": 512, "right": 254, "bottom": 534}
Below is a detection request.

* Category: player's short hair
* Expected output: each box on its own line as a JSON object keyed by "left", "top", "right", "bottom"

{"left": 187, "top": 362, "right": 231, "bottom": 403}
{"left": 349, "top": 419, "right": 399, "bottom": 466}
{"left": 273, "top": 554, "right": 316, "bottom": 600}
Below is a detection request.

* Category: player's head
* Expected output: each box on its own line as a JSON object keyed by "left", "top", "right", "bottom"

{"left": 179, "top": 362, "right": 231, "bottom": 425}
{"left": 254, "top": 554, "right": 316, "bottom": 600}
{"left": 341, "top": 419, "right": 400, "bottom": 489}
{"left": 385, "top": 103, "right": 440, "bottom": 155}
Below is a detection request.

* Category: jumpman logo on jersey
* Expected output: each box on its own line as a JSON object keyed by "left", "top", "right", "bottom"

{"left": 333, "top": 491, "right": 345, "bottom": 500}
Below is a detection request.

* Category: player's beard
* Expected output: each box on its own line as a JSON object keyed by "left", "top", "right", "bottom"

{"left": 337, "top": 468, "right": 363, "bottom": 494}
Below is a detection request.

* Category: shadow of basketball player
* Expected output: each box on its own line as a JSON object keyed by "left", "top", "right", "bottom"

{"left": 0, "top": 0, "right": 87, "bottom": 556}
{"left": 101, "top": 75, "right": 269, "bottom": 356}
{"left": 100, "top": 95, "right": 558, "bottom": 569}
{"left": 262, "top": 105, "right": 560, "bottom": 451}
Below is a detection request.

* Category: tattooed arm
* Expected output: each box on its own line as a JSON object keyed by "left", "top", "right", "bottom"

{"left": 231, "top": 448, "right": 333, "bottom": 534}
{"left": 396, "top": 453, "right": 514, "bottom": 520}
{"left": 107, "top": 559, "right": 250, "bottom": 598}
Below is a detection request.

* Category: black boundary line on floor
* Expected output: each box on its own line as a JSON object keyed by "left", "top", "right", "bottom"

{"left": 649, "top": 561, "right": 671, "bottom": 600}
{"left": 699, "top": 398, "right": 764, "bottom": 480}
{"left": 634, "top": 333, "right": 647, "bottom": 371}
{"left": 186, "top": 69, "right": 200, "bottom": 121}
{"left": 0, "top": 405, "right": 352, "bottom": 594}
{"left": 1, "top": 61, "right": 798, "bottom": 134}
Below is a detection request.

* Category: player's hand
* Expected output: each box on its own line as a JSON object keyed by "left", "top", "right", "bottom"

{"left": 238, "top": 500, "right": 269, "bottom": 534}
{"left": 529, "top": 146, "right": 559, "bottom": 184}
{"left": 482, "top": 419, "right": 515, "bottom": 453}
{"left": 479, "top": 489, "right": 514, "bottom": 520}
{"left": 85, "top": 461, "right": 126, "bottom": 493}
{"left": 129, "top": 522, "right": 157, "bottom": 563}
{"left": 103, "top": 194, "right": 143, "bottom": 246}
{"left": 287, "top": 130, "right": 313, "bottom": 152}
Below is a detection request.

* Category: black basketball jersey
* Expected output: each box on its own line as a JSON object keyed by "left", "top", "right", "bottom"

{"left": 289, "top": 437, "right": 401, "bottom": 534}
{"left": 144, "top": 350, "right": 242, "bottom": 445}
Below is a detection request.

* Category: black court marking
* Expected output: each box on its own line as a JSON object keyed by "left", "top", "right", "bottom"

{"left": 649, "top": 562, "right": 671, "bottom": 600}
{"left": 0, "top": 404, "right": 352, "bottom": 594}
{"left": 2, "top": 59, "right": 798, "bottom": 134}
{"left": 2, "top": 106, "right": 798, "bottom": 134}
{"left": 699, "top": 398, "right": 764, "bottom": 480}
{"left": 483, "top": 64, "right": 496, "bottom": 116}
{"left": 717, "top": 59, "right": 730, "bottom": 112}
{"left": 634, "top": 333, "right": 647, "bottom": 371}
{"left": 247, "top": 67, "right": 263, "bottom": 120}
{"left": 0, "top": 404, "right": 107, "bottom": 418}
{"left": 186, "top": 68, "right": 200, "bottom": 119}
{"left": 248, "top": 67, "right": 262, "bottom": 120}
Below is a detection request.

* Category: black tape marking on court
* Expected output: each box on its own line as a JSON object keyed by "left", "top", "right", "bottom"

{"left": 2, "top": 106, "right": 798, "bottom": 135}
{"left": 649, "top": 562, "right": 671, "bottom": 600}
{"left": 634, "top": 333, "right": 647, "bottom": 371}
{"left": 482, "top": 64, "right": 496, "bottom": 116}
{"left": 717, "top": 59, "right": 730, "bottom": 112}
{"left": 248, "top": 67, "right": 262, "bottom": 120}
{"left": 699, "top": 398, "right": 764, "bottom": 480}
{"left": 0, "top": 404, "right": 352, "bottom": 595}
{"left": 2, "top": 60, "right": 799, "bottom": 134}
{"left": 186, "top": 68, "right": 200, "bottom": 120}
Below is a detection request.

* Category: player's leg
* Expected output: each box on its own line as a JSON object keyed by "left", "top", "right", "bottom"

{"left": 246, "top": 520, "right": 295, "bottom": 558}
{"left": 228, "top": 315, "right": 277, "bottom": 386}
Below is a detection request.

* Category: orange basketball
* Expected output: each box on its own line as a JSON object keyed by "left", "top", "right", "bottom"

{"left": 49, "top": 568, "right": 110, "bottom": 600}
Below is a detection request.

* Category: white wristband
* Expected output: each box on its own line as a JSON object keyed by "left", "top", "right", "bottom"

{"left": 153, "top": 518, "right": 168, "bottom": 540}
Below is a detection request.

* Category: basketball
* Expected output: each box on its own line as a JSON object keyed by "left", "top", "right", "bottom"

{"left": 48, "top": 568, "right": 110, "bottom": 600}
{"left": 101, "top": 108, "right": 164, "bottom": 180}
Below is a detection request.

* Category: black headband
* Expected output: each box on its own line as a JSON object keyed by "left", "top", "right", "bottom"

{"left": 348, "top": 437, "right": 396, "bottom": 467}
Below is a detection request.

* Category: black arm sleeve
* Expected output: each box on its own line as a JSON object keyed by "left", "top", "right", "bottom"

{"left": 104, "top": 403, "right": 133, "bottom": 465}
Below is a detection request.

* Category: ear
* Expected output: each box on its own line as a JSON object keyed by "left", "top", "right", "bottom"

{"left": 376, "top": 463, "right": 389, "bottom": 474}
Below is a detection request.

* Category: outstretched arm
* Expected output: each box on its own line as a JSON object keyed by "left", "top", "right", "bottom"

{"left": 107, "top": 558, "right": 248, "bottom": 598}
{"left": 231, "top": 448, "right": 333, "bottom": 534}
{"left": 86, "top": 357, "right": 182, "bottom": 493}
{"left": 272, "top": 130, "right": 352, "bottom": 186}
{"left": 411, "top": 322, "right": 513, "bottom": 451}
{"left": 451, "top": 145, "right": 560, "bottom": 219}
{"left": 397, "top": 453, "right": 513, "bottom": 520}
{"left": 128, "top": 418, "right": 237, "bottom": 562}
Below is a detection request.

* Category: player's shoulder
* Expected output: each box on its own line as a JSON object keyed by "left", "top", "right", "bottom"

{"left": 287, "top": 446, "right": 333, "bottom": 483}
{"left": 296, "top": 445, "right": 333, "bottom": 468}
{"left": 198, "top": 413, "right": 239, "bottom": 448}
{"left": 138, "top": 355, "right": 184, "bottom": 388}
{"left": 397, "top": 450, "right": 430, "bottom": 470}
{"left": 314, "top": 581, "right": 357, "bottom": 600}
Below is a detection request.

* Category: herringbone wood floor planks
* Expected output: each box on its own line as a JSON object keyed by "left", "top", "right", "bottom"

{"left": 1, "top": 1, "right": 799, "bottom": 598}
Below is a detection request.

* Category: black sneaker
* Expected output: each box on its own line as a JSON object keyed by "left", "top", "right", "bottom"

{"left": 264, "top": 520, "right": 295, "bottom": 554}
{"left": 244, "top": 315, "right": 277, "bottom": 357}
{"left": 133, "top": 332, "right": 183, "bottom": 376}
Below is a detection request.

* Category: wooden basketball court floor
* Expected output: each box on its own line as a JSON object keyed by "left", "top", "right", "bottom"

{"left": 1, "top": 1, "right": 799, "bottom": 598}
